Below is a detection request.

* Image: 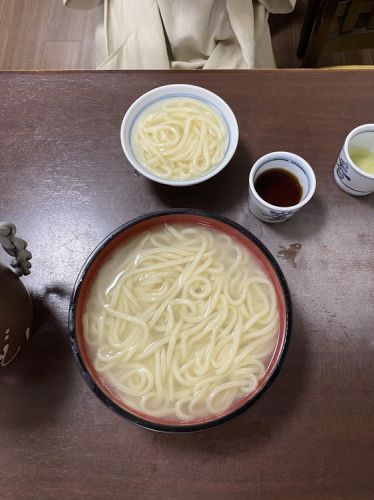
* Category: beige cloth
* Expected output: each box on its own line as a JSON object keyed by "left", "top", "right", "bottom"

{"left": 64, "top": 0, "right": 296, "bottom": 69}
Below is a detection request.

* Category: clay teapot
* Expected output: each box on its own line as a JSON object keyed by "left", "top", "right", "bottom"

{"left": 0, "top": 223, "right": 32, "bottom": 368}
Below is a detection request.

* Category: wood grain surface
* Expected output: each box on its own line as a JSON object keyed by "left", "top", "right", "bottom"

{"left": 0, "top": 70, "right": 373, "bottom": 500}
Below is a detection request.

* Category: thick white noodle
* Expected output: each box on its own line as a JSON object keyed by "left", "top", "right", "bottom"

{"left": 83, "top": 224, "right": 279, "bottom": 421}
{"left": 132, "top": 98, "right": 228, "bottom": 180}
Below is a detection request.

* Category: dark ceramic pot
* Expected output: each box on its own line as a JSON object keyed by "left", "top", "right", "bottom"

{"left": 0, "top": 263, "right": 33, "bottom": 367}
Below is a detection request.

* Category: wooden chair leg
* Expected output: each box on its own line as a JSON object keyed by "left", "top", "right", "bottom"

{"left": 368, "top": 8, "right": 374, "bottom": 30}
{"left": 297, "top": 0, "right": 322, "bottom": 59}
{"left": 301, "top": 0, "right": 340, "bottom": 67}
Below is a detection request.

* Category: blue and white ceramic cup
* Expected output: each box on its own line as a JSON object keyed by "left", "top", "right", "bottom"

{"left": 334, "top": 124, "right": 374, "bottom": 196}
{"left": 248, "top": 152, "right": 316, "bottom": 223}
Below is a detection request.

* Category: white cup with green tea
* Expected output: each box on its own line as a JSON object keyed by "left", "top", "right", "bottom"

{"left": 334, "top": 124, "right": 374, "bottom": 196}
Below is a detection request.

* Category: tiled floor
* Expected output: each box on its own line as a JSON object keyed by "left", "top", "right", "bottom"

{"left": 0, "top": 0, "right": 373, "bottom": 70}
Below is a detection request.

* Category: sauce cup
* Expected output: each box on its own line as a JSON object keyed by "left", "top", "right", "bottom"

{"left": 248, "top": 152, "right": 316, "bottom": 223}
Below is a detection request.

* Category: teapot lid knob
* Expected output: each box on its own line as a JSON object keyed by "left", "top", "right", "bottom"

{"left": 0, "top": 222, "right": 32, "bottom": 277}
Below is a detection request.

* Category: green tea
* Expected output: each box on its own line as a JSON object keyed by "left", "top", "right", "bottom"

{"left": 349, "top": 146, "right": 374, "bottom": 175}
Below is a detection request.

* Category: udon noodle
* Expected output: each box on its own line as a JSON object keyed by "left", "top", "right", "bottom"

{"left": 83, "top": 223, "right": 279, "bottom": 421}
{"left": 132, "top": 98, "right": 228, "bottom": 180}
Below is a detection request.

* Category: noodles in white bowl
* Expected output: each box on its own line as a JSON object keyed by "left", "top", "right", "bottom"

{"left": 131, "top": 98, "right": 228, "bottom": 181}
{"left": 82, "top": 223, "right": 279, "bottom": 422}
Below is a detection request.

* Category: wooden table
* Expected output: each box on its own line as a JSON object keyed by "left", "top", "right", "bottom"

{"left": 1, "top": 70, "right": 373, "bottom": 500}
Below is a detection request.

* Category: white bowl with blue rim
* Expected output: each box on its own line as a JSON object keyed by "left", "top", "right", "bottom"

{"left": 248, "top": 152, "right": 316, "bottom": 223}
{"left": 120, "top": 84, "right": 239, "bottom": 186}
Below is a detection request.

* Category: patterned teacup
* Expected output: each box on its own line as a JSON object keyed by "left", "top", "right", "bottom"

{"left": 334, "top": 124, "right": 374, "bottom": 196}
{"left": 248, "top": 152, "right": 316, "bottom": 224}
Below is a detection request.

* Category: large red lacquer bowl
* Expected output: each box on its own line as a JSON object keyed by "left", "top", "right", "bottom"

{"left": 69, "top": 209, "right": 292, "bottom": 432}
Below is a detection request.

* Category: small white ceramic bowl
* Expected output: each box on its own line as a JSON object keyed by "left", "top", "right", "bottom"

{"left": 120, "top": 84, "right": 239, "bottom": 186}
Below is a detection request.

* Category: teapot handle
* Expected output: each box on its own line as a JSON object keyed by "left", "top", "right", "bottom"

{"left": 0, "top": 222, "right": 32, "bottom": 276}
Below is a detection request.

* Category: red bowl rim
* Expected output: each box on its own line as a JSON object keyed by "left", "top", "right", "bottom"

{"left": 68, "top": 209, "right": 292, "bottom": 432}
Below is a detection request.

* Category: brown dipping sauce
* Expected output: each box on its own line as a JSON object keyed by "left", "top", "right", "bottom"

{"left": 254, "top": 168, "right": 303, "bottom": 207}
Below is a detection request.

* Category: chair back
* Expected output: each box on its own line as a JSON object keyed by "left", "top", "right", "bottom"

{"left": 298, "top": 0, "right": 374, "bottom": 66}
